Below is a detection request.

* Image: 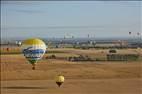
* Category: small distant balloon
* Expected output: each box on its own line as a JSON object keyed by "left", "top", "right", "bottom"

{"left": 55, "top": 75, "right": 64, "bottom": 87}
{"left": 22, "top": 38, "right": 47, "bottom": 70}
{"left": 137, "top": 32, "right": 140, "bottom": 36}
{"left": 6, "top": 48, "right": 9, "bottom": 52}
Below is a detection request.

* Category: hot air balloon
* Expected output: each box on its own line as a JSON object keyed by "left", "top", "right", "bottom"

{"left": 129, "top": 32, "right": 131, "bottom": 35}
{"left": 6, "top": 47, "right": 9, "bottom": 52}
{"left": 55, "top": 75, "right": 64, "bottom": 87}
{"left": 22, "top": 38, "right": 47, "bottom": 70}
{"left": 137, "top": 32, "right": 140, "bottom": 36}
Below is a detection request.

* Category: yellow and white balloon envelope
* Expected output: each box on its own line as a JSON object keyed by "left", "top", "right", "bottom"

{"left": 22, "top": 38, "right": 47, "bottom": 70}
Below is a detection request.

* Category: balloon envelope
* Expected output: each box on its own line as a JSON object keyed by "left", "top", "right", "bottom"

{"left": 22, "top": 38, "right": 47, "bottom": 64}
{"left": 55, "top": 75, "right": 64, "bottom": 82}
{"left": 55, "top": 75, "right": 64, "bottom": 87}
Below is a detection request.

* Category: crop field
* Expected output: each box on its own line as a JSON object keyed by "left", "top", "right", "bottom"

{"left": 0, "top": 47, "right": 142, "bottom": 94}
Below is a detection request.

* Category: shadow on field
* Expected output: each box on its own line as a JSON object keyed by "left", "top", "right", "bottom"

{"left": 2, "top": 86, "right": 48, "bottom": 89}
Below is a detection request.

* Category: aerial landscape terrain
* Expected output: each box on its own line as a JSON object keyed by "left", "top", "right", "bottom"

{"left": 1, "top": 46, "right": 142, "bottom": 94}
{"left": 1, "top": 1, "right": 142, "bottom": 94}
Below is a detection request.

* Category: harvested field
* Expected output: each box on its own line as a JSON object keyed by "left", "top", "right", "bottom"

{"left": 1, "top": 48, "right": 142, "bottom": 94}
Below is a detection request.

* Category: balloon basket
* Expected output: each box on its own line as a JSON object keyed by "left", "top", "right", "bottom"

{"left": 32, "top": 66, "right": 35, "bottom": 70}
{"left": 56, "top": 82, "right": 63, "bottom": 87}
{"left": 32, "top": 64, "right": 36, "bottom": 70}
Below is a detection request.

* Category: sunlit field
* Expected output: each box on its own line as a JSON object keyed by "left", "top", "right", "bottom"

{"left": 1, "top": 47, "right": 142, "bottom": 94}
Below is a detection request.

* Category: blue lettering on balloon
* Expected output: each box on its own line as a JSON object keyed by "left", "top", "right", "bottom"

{"left": 23, "top": 47, "right": 44, "bottom": 54}
{"left": 23, "top": 47, "right": 45, "bottom": 59}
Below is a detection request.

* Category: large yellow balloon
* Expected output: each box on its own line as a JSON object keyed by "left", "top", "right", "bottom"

{"left": 22, "top": 38, "right": 47, "bottom": 70}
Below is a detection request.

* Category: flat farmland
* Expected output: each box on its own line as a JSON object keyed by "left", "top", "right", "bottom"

{"left": 1, "top": 48, "right": 142, "bottom": 94}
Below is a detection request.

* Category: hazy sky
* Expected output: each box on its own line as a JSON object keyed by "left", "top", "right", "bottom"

{"left": 1, "top": 1, "right": 142, "bottom": 39}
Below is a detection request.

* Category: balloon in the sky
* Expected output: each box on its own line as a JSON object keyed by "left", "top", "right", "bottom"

{"left": 22, "top": 38, "right": 47, "bottom": 70}
{"left": 55, "top": 75, "right": 65, "bottom": 87}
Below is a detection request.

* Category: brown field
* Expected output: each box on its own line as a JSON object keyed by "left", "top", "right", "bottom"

{"left": 0, "top": 47, "right": 142, "bottom": 94}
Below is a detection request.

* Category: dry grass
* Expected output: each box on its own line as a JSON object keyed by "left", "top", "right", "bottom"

{"left": 1, "top": 48, "right": 142, "bottom": 94}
